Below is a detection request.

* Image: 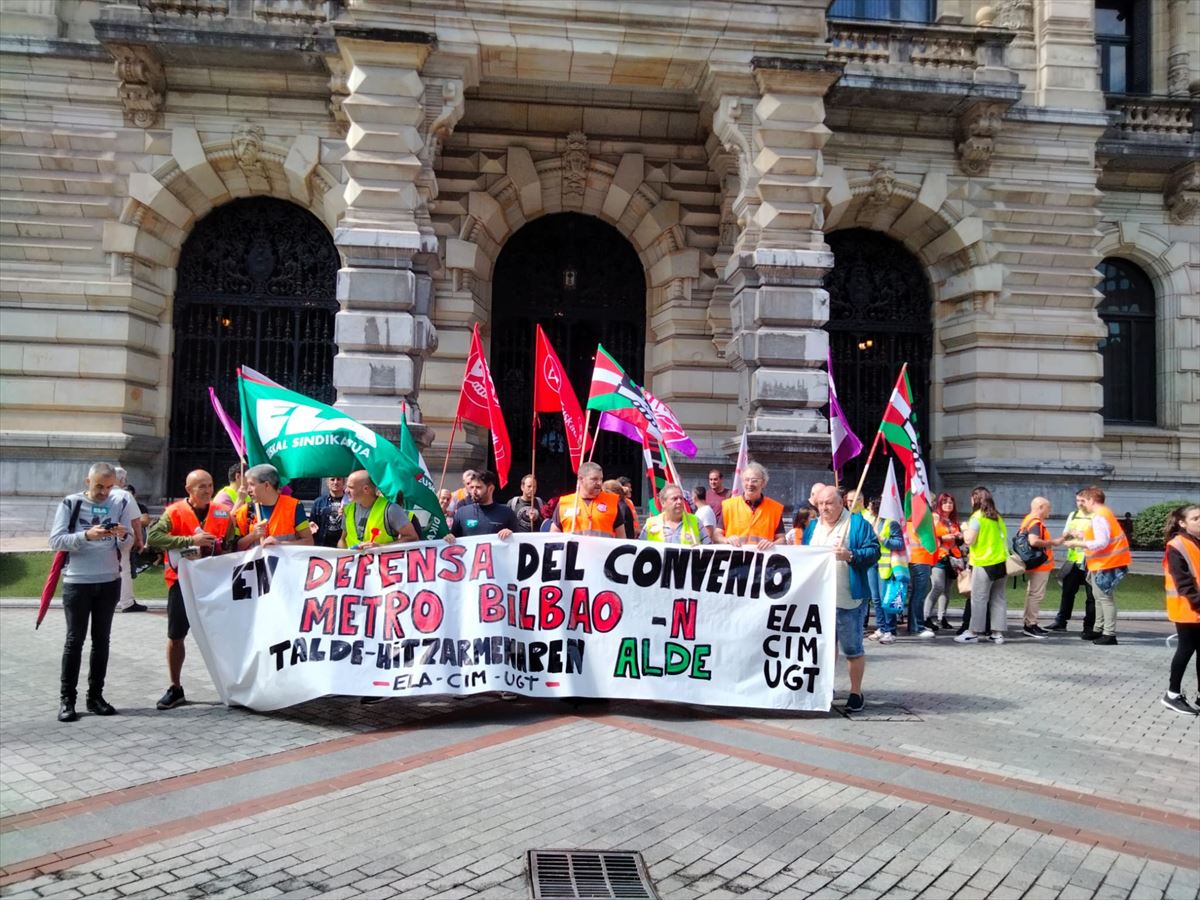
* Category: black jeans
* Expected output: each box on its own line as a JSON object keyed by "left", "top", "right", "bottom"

{"left": 1054, "top": 563, "right": 1095, "bottom": 631}
{"left": 1170, "top": 623, "right": 1200, "bottom": 694}
{"left": 60, "top": 580, "right": 119, "bottom": 702}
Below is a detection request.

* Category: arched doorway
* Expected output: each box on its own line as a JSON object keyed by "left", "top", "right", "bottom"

{"left": 490, "top": 213, "right": 646, "bottom": 500}
{"left": 167, "top": 197, "right": 339, "bottom": 495}
{"left": 824, "top": 228, "right": 932, "bottom": 497}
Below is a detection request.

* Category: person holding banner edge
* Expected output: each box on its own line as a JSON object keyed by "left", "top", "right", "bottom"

{"left": 146, "top": 469, "right": 237, "bottom": 711}
{"left": 444, "top": 470, "right": 517, "bottom": 542}
{"left": 802, "top": 484, "right": 880, "bottom": 712}
{"left": 551, "top": 462, "right": 629, "bottom": 538}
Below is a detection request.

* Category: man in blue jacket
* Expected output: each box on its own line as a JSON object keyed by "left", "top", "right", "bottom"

{"left": 804, "top": 484, "right": 880, "bottom": 713}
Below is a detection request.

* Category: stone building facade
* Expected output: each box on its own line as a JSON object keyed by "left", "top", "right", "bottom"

{"left": 0, "top": 0, "right": 1196, "bottom": 534}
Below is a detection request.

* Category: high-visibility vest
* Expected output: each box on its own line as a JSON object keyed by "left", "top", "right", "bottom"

{"left": 721, "top": 495, "right": 784, "bottom": 541}
{"left": 644, "top": 512, "right": 702, "bottom": 545}
{"left": 908, "top": 522, "right": 937, "bottom": 566}
{"left": 235, "top": 495, "right": 302, "bottom": 541}
{"left": 934, "top": 515, "right": 962, "bottom": 562}
{"left": 967, "top": 510, "right": 1008, "bottom": 566}
{"left": 879, "top": 519, "right": 907, "bottom": 580}
{"left": 1084, "top": 505, "right": 1132, "bottom": 572}
{"left": 1164, "top": 535, "right": 1200, "bottom": 624}
{"left": 1063, "top": 510, "right": 1089, "bottom": 564}
{"left": 213, "top": 485, "right": 240, "bottom": 510}
{"left": 163, "top": 499, "right": 233, "bottom": 587}
{"left": 1018, "top": 513, "right": 1054, "bottom": 573}
{"left": 345, "top": 496, "right": 397, "bottom": 546}
{"left": 557, "top": 491, "right": 621, "bottom": 537}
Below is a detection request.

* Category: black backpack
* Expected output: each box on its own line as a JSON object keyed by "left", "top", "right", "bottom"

{"left": 1012, "top": 521, "right": 1049, "bottom": 570}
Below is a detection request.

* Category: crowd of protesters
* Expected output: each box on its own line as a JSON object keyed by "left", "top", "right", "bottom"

{"left": 47, "top": 458, "right": 1199, "bottom": 721}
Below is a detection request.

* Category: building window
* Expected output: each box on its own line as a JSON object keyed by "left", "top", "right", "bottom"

{"left": 1096, "top": 0, "right": 1149, "bottom": 94}
{"left": 1097, "top": 257, "right": 1156, "bottom": 425}
{"left": 828, "top": 0, "right": 934, "bottom": 24}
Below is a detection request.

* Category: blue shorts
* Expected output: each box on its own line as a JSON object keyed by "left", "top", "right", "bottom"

{"left": 836, "top": 601, "right": 866, "bottom": 659}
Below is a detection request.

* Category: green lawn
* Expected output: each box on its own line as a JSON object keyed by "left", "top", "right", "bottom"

{"left": 0, "top": 550, "right": 1170, "bottom": 611}
{"left": 0, "top": 551, "right": 168, "bottom": 600}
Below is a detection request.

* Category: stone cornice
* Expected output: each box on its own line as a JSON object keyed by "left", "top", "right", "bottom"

{"left": 0, "top": 36, "right": 109, "bottom": 61}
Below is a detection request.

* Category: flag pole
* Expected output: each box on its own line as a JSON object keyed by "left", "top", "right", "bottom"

{"left": 530, "top": 324, "right": 538, "bottom": 481}
{"left": 847, "top": 362, "right": 907, "bottom": 511}
{"left": 438, "top": 416, "right": 460, "bottom": 494}
{"left": 587, "top": 412, "right": 603, "bottom": 462}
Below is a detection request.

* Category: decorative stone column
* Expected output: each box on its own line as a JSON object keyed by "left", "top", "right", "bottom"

{"left": 331, "top": 36, "right": 443, "bottom": 439}
{"left": 711, "top": 58, "right": 842, "bottom": 498}
{"left": 1167, "top": 0, "right": 1192, "bottom": 97}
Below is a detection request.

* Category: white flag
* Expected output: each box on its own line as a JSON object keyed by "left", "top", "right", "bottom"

{"left": 879, "top": 457, "right": 905, "bottom": 526}
{"left": 730, "top": 426, "right": 750, "bottom": 496}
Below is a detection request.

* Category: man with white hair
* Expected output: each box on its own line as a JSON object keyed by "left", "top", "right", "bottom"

{"left": 111, "top": 466, "right": 148, "bottom": 614}
{"left": 234, "top": 464, "right": 315, "bottom": 550}
{"left": 715, "top": 462, "right": 784, "bottom": 549}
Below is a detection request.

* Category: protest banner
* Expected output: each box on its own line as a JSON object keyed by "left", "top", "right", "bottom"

{"left": 178, "top": 534, "right": 837, "bottom": 713}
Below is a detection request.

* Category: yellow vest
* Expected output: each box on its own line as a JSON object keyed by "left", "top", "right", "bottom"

{"left": 644, "top": 512, "right": 702, "bottom": 545}
{"left": 345, "top": 496, "right": 396, "bottom": 546}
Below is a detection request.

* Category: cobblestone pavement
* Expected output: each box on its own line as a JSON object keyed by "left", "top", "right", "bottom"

{"left": 1, "top": 608, "right": 1197, "bottom": 899}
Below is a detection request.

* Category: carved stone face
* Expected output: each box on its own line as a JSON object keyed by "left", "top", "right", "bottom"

{"left": 233, "top": 125, "right": 265, "bottom": 168}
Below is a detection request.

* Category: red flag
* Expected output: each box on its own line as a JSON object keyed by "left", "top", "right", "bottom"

{"left": 533, "top": 325, "right": 587, "bottom": 473}
{"left": 455, "top": 324, "right": 512, "bottom": 487}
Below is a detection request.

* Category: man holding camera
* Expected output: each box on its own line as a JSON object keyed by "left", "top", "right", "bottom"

{"left": 49, "top": 462, "right": 135, "bottom": 722}
{"left": 146, "top": 469, "right": 237, "bottom": 710}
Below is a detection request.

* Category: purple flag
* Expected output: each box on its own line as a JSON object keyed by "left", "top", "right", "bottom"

{"left": 598, "top": 411, "right": 645, "bottom": 445}
{"left": 208, "top": 386, "right": 245, "bottom": 458}
{"left": 828, "top": 350, "right": 863, "bottom": 475}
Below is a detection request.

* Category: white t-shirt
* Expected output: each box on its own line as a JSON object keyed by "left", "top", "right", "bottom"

{"left": 808, "top": 509, "right": 855, "bottom": 609}
{"left": 694, "top": 503, "right": 716, "bottom": 534}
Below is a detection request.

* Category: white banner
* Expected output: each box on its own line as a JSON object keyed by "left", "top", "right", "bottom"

{"left": 177, "top": 535, "right": 837, "bottom": 712}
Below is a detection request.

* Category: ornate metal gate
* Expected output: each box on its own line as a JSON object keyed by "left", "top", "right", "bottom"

{"left": 490, "top": 213, "right": 646, "bottom": 501}
{"left": 167, "top": 197, "right": 339, "bottom": 496}
{"left": 824, "top": 228, "right": 932, "bottom": 497}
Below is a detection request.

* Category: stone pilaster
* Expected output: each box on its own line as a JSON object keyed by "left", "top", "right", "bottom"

{"left": 332, "top": 37, "right": 440, "bottom": 435}
{"left": 711, "top": 59, "right": 841, "bottom": 495}
{"left": 1167, "top": 0, "right": 1193, "bottom": 97}
{"left": 1033, "top": 0, "right": 1104, "bottom": 111}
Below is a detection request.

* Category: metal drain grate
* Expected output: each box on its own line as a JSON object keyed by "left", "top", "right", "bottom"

{"left": 528, "top": 849, "right": 658, "bottom": 899}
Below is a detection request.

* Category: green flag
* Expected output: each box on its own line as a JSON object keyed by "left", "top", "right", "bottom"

{"left": 398, "top": 406, "right": 449, "bottom": 539}
{"left": 238, "top": 367, "right": 446, "bottom": 537}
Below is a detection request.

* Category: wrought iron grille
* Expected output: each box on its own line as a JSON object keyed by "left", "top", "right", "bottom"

{"left": 824, "top": 228, "right": 932, "bottom": 498}
{"left": 491, "top": 213, "right": 646, "bottom": 502}
{"left": 167, "top": 197, "right": 339, "bottom": 497}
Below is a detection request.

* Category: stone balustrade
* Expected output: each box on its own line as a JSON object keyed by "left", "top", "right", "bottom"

{"left": 827, "top": 18, "right": 1006, "bottom": 75}
{"left": 141, "top": 0, "right": 334, "bottom": 25}
{"left": 1106, "top": 95, "right": 1198, "bottom": 139}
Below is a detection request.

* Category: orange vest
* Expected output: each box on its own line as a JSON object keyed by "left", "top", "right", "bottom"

{"left": 235, "top": 495, "right": 303, "bottom": 541}
{"left": 163, "top": 499, "right": 234, "bottom": 587}
{"left": 1084, "top": 505, "right": 1132, "bottom": 572}
{"left": 1019, "top": 513, "right": 1054, "bottom": 573}
{"left": 908, "top": 522, "right": 937, "bottom": 566}
{"left": 934, "top": 516, "right": 962, "bottom": 562}
{"left": 557, "top": 491, "right": 621, "bottom": 537}
{"left": 1164, "top": 535, "right": 1200, "bottom": 624}
{"left": 721, "top": 495, "right": 784, "bottom": 541}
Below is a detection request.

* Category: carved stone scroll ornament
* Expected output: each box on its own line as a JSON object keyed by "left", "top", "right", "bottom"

{"left": 562, "top": 131, "right": 589, "bottom": 197}
{"left": 110, "top": 43, "right": 165, "bottom": 129}
{"left": 956, "top": 102, "right": 1005, "bottom": 176}
{"left": 993, "top": 0, "right": 1033, "bottom": 33}
{"left": 1165, "top": 162, "right": 1200, "bottom": 225}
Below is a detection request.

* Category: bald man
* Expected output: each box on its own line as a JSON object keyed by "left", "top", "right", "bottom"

{"left": 1019, "top": 496, "right": 1061, "bottom": 639}
{"left": 147, "top": 469, "right": 237, "bottom": 711}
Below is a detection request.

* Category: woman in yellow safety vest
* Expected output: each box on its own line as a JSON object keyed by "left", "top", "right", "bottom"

{"left": 1162, "top": 504, "right": 1200, "bottom": 716}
